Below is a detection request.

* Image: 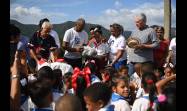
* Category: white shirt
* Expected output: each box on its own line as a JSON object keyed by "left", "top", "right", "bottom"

{"left": 53, "top": 92, "right": 63, "bottom": 102}
{"left": 50, "top": 30, "right": 61, "bottom": 48}
{"left": 108, "top": 34, "right": 127, "bottom": 62}
{"left": 111, "top": 99, "right": 131, "bottom": 111}
{"left": 132, "top": 94, "right": 157, "bottom": 111}
{"left": 63, "top": 27, "right": 88, "bottom": 59}
{"left": 96, "top": 43, "right": 109, "bottom": 56}
{"left": 130, "top": 72, "right": 142, "bottom": 89}
{"left": 37, "top": 61, "right": 73, "bottom": 77}
{"left": 169, "top": 37, "right": 176, "bottom": 66}
{"left": 98, "top": 102, "right": 114, "bottom": 111}
{"left": 50, "top": 62, "right": 73, "bottom": 76}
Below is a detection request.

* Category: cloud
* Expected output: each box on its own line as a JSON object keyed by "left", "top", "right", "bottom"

{"left": 10, "top": 5, "right": 67, "bottom": 24}
{"left": 87, "top": 2, "right": 176, "bottom": 31}
{"left": 114, "top": 0, "right": 123, "bottom": 8}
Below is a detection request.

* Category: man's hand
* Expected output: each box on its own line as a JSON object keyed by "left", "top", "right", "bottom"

{"left": 134, "top": 44, "right": 145, "bottom": 50}
{"left": 75, "top": 47, "right": 84, "bottom": 52}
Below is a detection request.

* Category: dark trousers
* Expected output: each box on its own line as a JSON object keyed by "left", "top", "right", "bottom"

{"left": 64, "top": 57, "right": 82, "bottom": 69}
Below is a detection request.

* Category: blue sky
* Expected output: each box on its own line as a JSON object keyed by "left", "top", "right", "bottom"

{"left": 10, "top": 0, "right": 176, "bottom": 30}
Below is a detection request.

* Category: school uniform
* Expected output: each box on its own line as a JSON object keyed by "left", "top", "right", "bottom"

{"left": 111, "top": 93, "right": 131, "bottom": 111}
{"left": 132, "top": 94, "right": 158, "bottom": 111}
{"left": 90, "top": 74, "right": 101, "bottom": 84}
{"left": 99, "top": 102, "right": 114, "bottom": 111}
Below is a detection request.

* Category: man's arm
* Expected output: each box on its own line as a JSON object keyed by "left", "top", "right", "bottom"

{"left": 135, "top": 30, "right": 159, "bottom": 49}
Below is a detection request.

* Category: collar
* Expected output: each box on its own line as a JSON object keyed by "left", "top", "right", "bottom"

{"left": 99, "top": 102, "right": 114, "bottom": 111}
{"left": 111, "top": 93, "right": 125, "bottom": 102}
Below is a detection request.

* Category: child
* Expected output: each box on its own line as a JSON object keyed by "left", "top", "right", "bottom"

{"left": 84, "top": 61, "right": 101, "bottom": 84}
{"left": 52, "top": 69, "right": 64, "bottom": 102}
{"left": 131, "top": 72, "right": 158, "bottom": 111}
{"left": 62, "top": 72, "right": 75, "bottom": 94}
{"left": 28, "top": 79, "right": 54, "bottom": 111}
{"left": 130, "top": 63, "right": 142, "bottom": 94}
{"left": 118, "top": 65, "right": 129, "bottom": 78}
{"left": 100, "top": 67, "right": 117, "bottom": 87}
{"left": 55, "top": 94, "right": 83, "bottom": 111}
{"left": 111, "top": 75, "right": 131, "bottom": 111}
{"left": 162, "top": 63, "right": 175, "bottom": 79}
{"left": 83, "top": 82, "right": 114, "bottom": 111}
{"left": 72, "top": 67, "right": 91, "bottom": 111}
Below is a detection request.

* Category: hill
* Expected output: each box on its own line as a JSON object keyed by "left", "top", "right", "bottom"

{"left": 10, "top": 19, "right": 112, "bottom": 41}
{"left": 10, "top": 19, "right": 175, "bottom": 41}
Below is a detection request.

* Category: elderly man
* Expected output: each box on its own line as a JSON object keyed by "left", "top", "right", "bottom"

{"left": 127, "top": 13, "right": 159, "bottom": 76}
{"left": 62, "top": 18, "right": 88, "bottom": 68}
{"left": 29, "top": 21, "right": 57, "bottom": 68}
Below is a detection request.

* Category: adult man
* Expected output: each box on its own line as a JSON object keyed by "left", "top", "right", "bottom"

{"left": 39, "top": 18, "right": 61, "bottom": 48}
{"left": 62, "top": 18, "right": 88, "bottom": 68}
{"left": 127, "top": 13, "right": 159, "bottom": 75}
{"left": 29, "top": 22, "right": 57, "bottom": 66}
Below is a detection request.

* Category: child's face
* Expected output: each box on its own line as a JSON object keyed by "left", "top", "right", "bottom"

{"left": 101, "top": 73, "right": 110, "bottom": 82}
{"left": 164, "top": 67, "right": 173, "bottom": 77}
{"left": 64, "top": 78, "right": 72, "bottom": 89}
{"left": 119, "top": 69, "right": 128, "bottom": 77}
{"left": 114, "top": 80, "right": 129, "bottom": 97}
{"left": 84, "top": 96, "right": 101, "bottom": 111}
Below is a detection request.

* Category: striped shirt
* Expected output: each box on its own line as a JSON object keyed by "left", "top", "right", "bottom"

{"left": 127, "top": 26, "right": 159, "bottom": 63}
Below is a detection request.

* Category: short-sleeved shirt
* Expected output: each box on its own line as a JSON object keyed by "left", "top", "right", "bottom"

{"left": 127, "top": 27, "right": 159, "bottom": 63}
{"left": 50, "top": 30, "right": 60, "bottom": 48}
{"left": 169, "top": 38, "right": 176, "bottom": 66}
{"left": 132, "top": 94, "right": 157, "bottom": 111}
{"left": 108, "top": 34, "right": 127, "bottom": 62}
{"left": 29, "top": 31, "right": 57, "bottom": 55}
{"left": 153, "top": 40, "right": 169, "bottom": 68}
{"left": 63, "top": 27, "right": 88, "bottom": 59}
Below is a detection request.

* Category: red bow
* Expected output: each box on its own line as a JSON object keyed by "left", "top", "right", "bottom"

{"left": 72, "top": 67, "right": 91, "bottom": 92}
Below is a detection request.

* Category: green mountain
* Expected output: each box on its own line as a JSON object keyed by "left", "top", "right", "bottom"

{"left": 10, "top": 19, "right": 112, "bottom": 41}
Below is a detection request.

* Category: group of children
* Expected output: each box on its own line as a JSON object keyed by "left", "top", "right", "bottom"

{"left": 10, "top": 48, "right": 176, "bottom": 111}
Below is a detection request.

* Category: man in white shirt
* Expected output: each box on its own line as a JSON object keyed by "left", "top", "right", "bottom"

{"left": 62, "top": 18, "right": 88, "bottom": 68}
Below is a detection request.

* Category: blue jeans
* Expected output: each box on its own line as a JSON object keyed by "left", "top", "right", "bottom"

{"left": 127, "top": 62, "right": 135, "bottom": 76}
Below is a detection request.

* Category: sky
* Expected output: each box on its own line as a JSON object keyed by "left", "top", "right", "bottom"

{"left": 10, "top": 0, "right": 176, "bottom": 30}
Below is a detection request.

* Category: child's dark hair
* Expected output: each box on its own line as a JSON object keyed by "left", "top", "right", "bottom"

{"left": 111, "top": 75, "right": 129, "bottom": 88}
{"left": 55, "top": 94, "right": 83, "bottom": 111}
{"left": 159, "top": 83, "right": 176, "bottom": 111}
{"left": 37, "top": 66, "right": 55, "bottom": 81}
{"left": 85, "top": 61, "right": 97, "bottom": 74}
{"left": 83, "top": 82, "right": 112, "bottom": 107}
{"left": 142, "top": 72, "right": 157, "bottom": 111}
{"left": 39, "top": 49, "right": 50, "bottom": 60}
{"left": 28, "top": 79, "right": 52, "bottom": 108}
{"left": 53, "top": 69, "right": 63, "bottom": 91}
{"left": 63, "top": 72, "right": 72, "bottom": 80}
{"left": 94, "top": 25, "right": 102, "bottom": 34}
